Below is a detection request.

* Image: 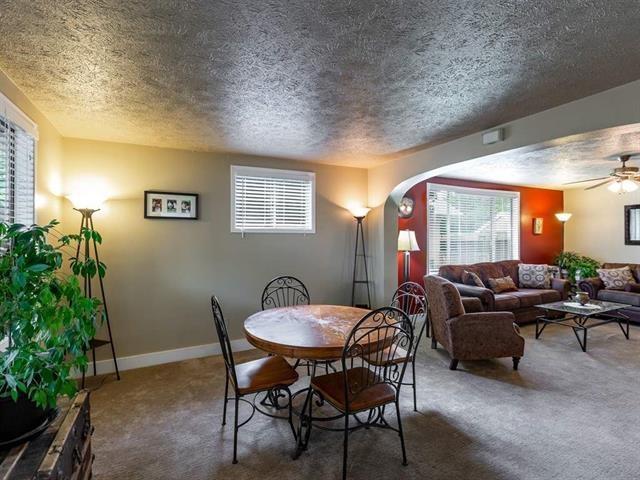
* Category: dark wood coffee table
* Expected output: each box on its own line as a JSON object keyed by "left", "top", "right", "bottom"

{"left": 535, "top": 300, "right": 630, "bottom": 352}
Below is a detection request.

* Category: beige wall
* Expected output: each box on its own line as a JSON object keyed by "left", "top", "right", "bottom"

{"left": 564, "top": 187, "right": 640, "bottom": 262}
{"left": 0, "top": 70, "right": 63, "bottom": 222}
{"left": 59, "top": 138, "right": 368, "bottom": 358}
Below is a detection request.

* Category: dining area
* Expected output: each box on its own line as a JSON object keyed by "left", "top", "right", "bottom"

{"left": 211, "top": 276, "right": 428, "bottom": 479}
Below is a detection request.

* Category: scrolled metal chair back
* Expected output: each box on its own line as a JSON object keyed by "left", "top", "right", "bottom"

{"left": 391, "top": 281, "right": 427, "bottom": 354}
{"left": 341, "top": 307, "right": 413, "bottom": 408}
{"left": 261, "top": 275, "right": 310, "bottom": 310}
{"left": 210, "top": 295, "right": 238, "bottom": 389}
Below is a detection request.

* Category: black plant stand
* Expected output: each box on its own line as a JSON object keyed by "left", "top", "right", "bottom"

{"left": 74, "top": 208, "right": 120, "bottom": 387}
{"left": 350, "top": 215, "right": 371, "bottom": 309}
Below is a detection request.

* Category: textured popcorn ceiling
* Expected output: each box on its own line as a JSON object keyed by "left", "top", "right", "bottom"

{"left": 441, "top": 124, "right": 640, "bottom": 189}
{"left": 1, "top": 1, "right": 640, "bottom": 167}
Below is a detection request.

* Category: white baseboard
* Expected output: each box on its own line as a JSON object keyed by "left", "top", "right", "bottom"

{"left": 80, "top": 338, "right": 254, "bottom": 377}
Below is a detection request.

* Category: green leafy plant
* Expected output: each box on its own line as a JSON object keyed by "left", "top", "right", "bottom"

{"left": 0, "top": 220, "right": 104, "bottom": 408}
{"left": 553, "top": 251, "right": 600, "bottom": 283}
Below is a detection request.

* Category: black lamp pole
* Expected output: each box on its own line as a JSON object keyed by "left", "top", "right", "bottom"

{"left": 350, "top": 215, "right": 372, "bottom": 309}
{"left": 75, "top": 208, "right": 120, "bottom": 387}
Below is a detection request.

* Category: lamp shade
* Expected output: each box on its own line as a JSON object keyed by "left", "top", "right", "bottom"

{"left": 607, "top": 179, "right": 639, "bottom": 194}
{"left": 555, "top": 212, "right": 572, "bottom": 222}
{"left": 348, "top": 206, "right": 371, "bottom": 218}
{"left": 397, "top": 230, "right": 420, "bottom": 252}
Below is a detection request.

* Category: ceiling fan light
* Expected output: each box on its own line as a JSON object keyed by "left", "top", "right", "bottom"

{"left": 621, "top": 179, "right": 639, "bottom": 193}
{"left": 607, "top": 181, "right": 622, "bottom": 193}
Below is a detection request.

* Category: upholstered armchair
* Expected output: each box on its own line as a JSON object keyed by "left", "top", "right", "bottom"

{"left": 424, "top": 275, "right": 525, "bottom": 371}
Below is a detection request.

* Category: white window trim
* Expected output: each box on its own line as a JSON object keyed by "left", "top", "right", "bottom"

{"left": 426, "top": 183, "right": 521, "bottom": 274}
{"left": 0, "top": 91, "right": 38, "bottom": 140}
{"left": 230, "top": 165, "right": 316, "bottom": 234}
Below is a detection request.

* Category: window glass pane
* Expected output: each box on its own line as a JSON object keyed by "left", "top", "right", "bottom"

{"left": 427, "top": 183, "right": 520, "bottom": 274}
{"left": 231, "top": 166, "right": 315, "bottom": 233}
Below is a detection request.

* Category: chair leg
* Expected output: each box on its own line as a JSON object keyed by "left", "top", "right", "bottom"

{"left": 342, "top": 412, "right": 350, "bottom": 480}
{"left": 232, "top": 396, "right": 239, "bottom": 464}
{"left": 286, "top": 388, "right": 297, "bottom": 441}
{"left": 395, "top": 400, "right": 408, "bottom": 466}
{"left": 431, "top": 337, "right": 437, "bottom": 349}
{"left": 449, "top": 359, "right": 459, "bottom": 370}
{"left": 512, "top": 357, "right": 520, "bottom": 371}
{"left": 411, "top": 360, "right": 417, "bottom": 412}
{"left": 222, "top": 371, "right": 229, "bottom": 426}
{"left": 425, "top": 318, "right": 431, "bottom": 338}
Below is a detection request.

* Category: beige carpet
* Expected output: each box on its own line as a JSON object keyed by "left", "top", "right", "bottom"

{"left": 87, "top": 323, "right": 640, "bottom": 480}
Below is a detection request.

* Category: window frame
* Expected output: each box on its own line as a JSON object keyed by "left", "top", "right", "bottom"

{"left": 426, "top": 183, "right": 521, "bottom": 274}
{"left": 230, "top": 165, "right": 316, "bottom": 234}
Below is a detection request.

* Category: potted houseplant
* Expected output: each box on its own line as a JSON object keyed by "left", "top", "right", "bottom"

{"left": 0, "top": 220, "right": 103, "bottom": 445}
{"left": 553, "top": 251, "right": 600, "bottom": 283}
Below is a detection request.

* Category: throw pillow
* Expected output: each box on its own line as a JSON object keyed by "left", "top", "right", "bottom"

{"left": 625, "top": 283, "right": 640, "bottom": 294}
{"left": 487, "top": 276, "right": 518, "bottom": 293}
{"left": 518, "top": 264, "right": 551, "bottom": 289}
{"left": 462, "top": 270, "right": 485, "bottom": 288}
{"left": 597, "top": 266, "right": 637, "bottom": 290}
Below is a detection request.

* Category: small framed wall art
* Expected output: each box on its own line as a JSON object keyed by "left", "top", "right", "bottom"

{"left": 532, "top": 217, "right": 543, "bottom": 235}
{"left": 144, "top": 191, "right": 199, "bottom": 220}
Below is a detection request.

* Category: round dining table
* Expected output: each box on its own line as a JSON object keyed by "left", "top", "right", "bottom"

{"left": 243, "top": 304, "right": 371, "bottom": 457}
{"left": 244, "top": 304, "right": 371, "bottom": 361}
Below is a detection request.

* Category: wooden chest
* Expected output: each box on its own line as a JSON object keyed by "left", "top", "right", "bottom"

{"left": 0, "top": 391, "right": 93, "bottom": 480}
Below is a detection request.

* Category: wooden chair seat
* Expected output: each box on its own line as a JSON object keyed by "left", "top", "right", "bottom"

{"left": 232, "top": 356, "right": 299, "bottom": 395}
{"left": 363, "top": 346, "right": 410, "bottom": 366}
{"left": 310, "top": 367, "right": 396, "bottom": 413}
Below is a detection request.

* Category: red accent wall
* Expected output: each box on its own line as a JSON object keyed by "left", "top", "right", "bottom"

{"left": 397, "top": 177, "right": 564, "bottom": 285}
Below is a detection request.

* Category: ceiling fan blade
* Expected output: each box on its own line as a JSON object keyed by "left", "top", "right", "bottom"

{"left": 563, "top": 176, "right": 609, "bottom": 185}
{"left": 585, "top": 179, "right": 613, "bottom": 190}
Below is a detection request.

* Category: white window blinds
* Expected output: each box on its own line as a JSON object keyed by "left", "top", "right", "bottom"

{"left": 231, "top": 165, "right": 315, "bottom": 233}
{"left": 427, "top": 183, "right": 520, "bottom": 274}
{"left": 0, "top": 114, "right": 35, "bottom": 225}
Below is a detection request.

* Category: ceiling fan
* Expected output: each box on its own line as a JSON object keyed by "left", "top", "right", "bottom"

{"left": 563, "top": 154, "right": 640, "bottom": 193}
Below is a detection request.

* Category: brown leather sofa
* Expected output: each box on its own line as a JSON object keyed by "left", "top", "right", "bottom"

{"left": 438, "top": 260, "right": 571, "bottom": 324}
{"left": 578, "top": 262, "right": 640, "bottom": 324}
{"left": 424, "top": 275, "right": 525, "bottom": 370}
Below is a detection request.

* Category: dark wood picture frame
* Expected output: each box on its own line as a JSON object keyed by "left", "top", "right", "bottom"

{"left": 144, "top": 190, "right": 199, "bottom": 220}
{"left": 625, "top": 204, "right": 640, "bottom": 245}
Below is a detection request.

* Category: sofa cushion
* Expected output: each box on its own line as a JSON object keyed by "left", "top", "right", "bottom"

{"left": 597, "top": 289, "right": 640, "bottom": 307}
{"left": 494, "top": 293, "right": 520, "bottom": 311}
{"left": 461, "top": 296, "right": 484, "bottom": 313}
{"left": 462, "top": 270, "right": 485, "bottom": 288}
{"left": 536, "top": 289, "right": 562, "bottom": 303}
{"left": 518, "top": 264, "right": 551, "bottom": 288}
{"left": 603, "top": 263, "right": 640, "bottom": 283}
{"left": 508, "top": 289, "right": 543, "bottom": 307}
{"left": 597, "top": 266, "right": 637, "bottom": 290}
{"left": 498, "top": 260, "right": 522, "bottom": 287}
{"left": 487, "top": 276, "right": 518, "bottom": 293}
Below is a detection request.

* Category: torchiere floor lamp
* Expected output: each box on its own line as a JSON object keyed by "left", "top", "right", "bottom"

{"left": 349, "top": 206, "right": 372, "bottom": 309}
{"left": 68, "top": 195, "right": 120, "bottom": 387}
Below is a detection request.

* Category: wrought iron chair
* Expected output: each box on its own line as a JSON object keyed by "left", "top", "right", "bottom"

{"left": 261, "top": 276, "right": 329, "bottom": 374}
{"left": 210, "top": 295, "right": 299, "bottom": 464}
{"left": 364, "top": 281, "right": 427, "bottom": 412}
{"left": 305, "top": 307, "right": 414, "bottom": 480}
{"left": 261, "top": 275, "right": 310, "bottom": 310}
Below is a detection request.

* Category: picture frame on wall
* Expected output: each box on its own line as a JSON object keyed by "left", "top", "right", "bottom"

{"left": 532, "top": 217, "right": 543, "bottom": 235}
{"left": 144, "top": 191, "right": 199, "bottom": 220}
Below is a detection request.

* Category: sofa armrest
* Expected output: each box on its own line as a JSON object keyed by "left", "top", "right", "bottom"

{"left": 578, "top": 277, "right": 604, "bottom": 299}
{"left": 461, "top": 296, "right": 484, "bottom": 313}
{"left": 551, "top": 278, "right": 571, "bottom": 300}
{"left": 447, "top": 312, "right": 524, "bottom": 358}
{"left": 452, "top": 283, "right": 495, "bottom": 311}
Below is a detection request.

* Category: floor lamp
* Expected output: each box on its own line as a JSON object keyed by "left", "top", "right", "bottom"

{"left": 67, "top": 195, "right": 120, "bottom": 387}
{"left": 398, "top": 229, "right": 420, "bottom": 284}
{"left": 555, "top": 212, "right": 572, "bottom": 248}
{"left": 349, "top": 206, "right": 372, "bottom": 309}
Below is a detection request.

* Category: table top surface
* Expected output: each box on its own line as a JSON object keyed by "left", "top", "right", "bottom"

{"left": 244, "top": 304, "right": 370, "bottom": 360}
{"left": 537, "top": 300, "right": 628, "bottom": 316}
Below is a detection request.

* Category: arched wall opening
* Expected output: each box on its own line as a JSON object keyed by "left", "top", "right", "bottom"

{"left": 367, "top": 79, "right": 640, "bottom": 306}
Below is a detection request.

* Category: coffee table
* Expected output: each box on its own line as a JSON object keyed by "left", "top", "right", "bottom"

{"left": 535, "top": 300, "right": 630, "bottom": 352}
